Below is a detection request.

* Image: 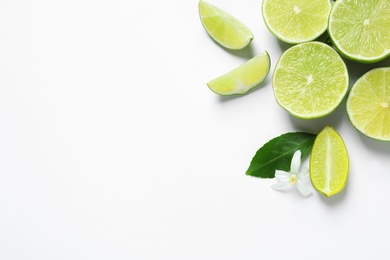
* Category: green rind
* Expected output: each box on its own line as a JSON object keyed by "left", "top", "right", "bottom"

{"left": 310, "top": 126, "right": 349, "bottom": 197}
{"left": 198, "top": 0, "right": 253, "bottom": 50}
{"left": 346, "top": 67, "right": 390, "bottom": 141}
{"left": 272, "top": 41, "right": 349, "bottom": 119}
{"left": 328, "top": 34, "right": 390, "bottom": 64}
{"left": 262, "top": 0, "right": 331, "bottom": 44}
{"left": 207, "top": 51, "right": 271, "bottom": 96}
{"left": 328, "top": 0, "right": 390, "bottom": 63}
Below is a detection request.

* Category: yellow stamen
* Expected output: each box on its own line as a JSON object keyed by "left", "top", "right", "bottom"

{"left": 289, "top": 173, "right": 298, "bottom": 185}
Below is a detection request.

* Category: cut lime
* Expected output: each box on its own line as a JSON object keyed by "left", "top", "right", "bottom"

{"left": 328, "top": 0, "right": 390, "bottom": 63}
{"left": 346, "top": 68, "right": 390, "bottom": 141}
{"left": 198, "top": 0, "right": 253, "bottom": 50}
{"left": 262, "top": 0, "right": 331, "bottom": 44}
{"left": 272, "top": 41, "right": 349, "bottom": 119}
{"left": 207, "top": 51, "right": 270, "bottom": 95}
{"left": 310, "top": 126, "right": 349, "bottom": 197}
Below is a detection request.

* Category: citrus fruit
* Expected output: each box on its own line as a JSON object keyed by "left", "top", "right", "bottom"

{"left": 328, "top": 0, "right": 390, "bottom": 63}
{"left": 262, "top": 0, "right": 331, "bottom": 44}
{"left": 346, "top": 68, "right": 390, "bottom": 141}
{"left": 310, "top": 126, "right": 349, "bottom": 197}
{"left": 198, "top": 0, "right": 253, "bottom": 50}
{"left": 272, "top": 41, "right": 349, "bottom": 119}
{"left": 207, "top": 51, "right": 270, "bottom": 95}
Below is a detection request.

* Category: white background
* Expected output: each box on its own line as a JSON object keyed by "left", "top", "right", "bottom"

{"left": 1, "top": 0, "right": 390, "bottom": 259}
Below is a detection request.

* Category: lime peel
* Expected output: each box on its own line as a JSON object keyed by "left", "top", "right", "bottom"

{"left": 346, "top": 67, "right": 390, "bottom": 141}
{"left": 207, "top": 51, "right": 271, "bottom": 95}
{"left": 328, "top": 0, "right": 390, "bottom": 63}
{"left": 262, "top": 0, "right": 331, "bottom": 44}
{"left": 199, "top": 0, "right": 253, "bottom": 50}
{"left": 272, "top": 41, "right": 349, "bottom": 119}
{"left": 310, "top": 126, "right": 349, "bottom": 197}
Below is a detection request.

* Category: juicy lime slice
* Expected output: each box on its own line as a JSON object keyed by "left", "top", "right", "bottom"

{"left": 346, "top": 68, "right": 390, "bottom": 141}
{"left": 262, "top": 0, "right": 331, "bottom": 44}
{"left": 310, "top": 126, "right": 349, "bottom": 197}
{"left": 272, "top": 41, "right": 349, "bottom": 119}
{"left": 207, "top": 51, "right": 270, "bottom": 95}
{"left": 328, "top": 0, "right": 390, "bottom": 63}
{"left": 198, "top": 0, "right": 253, "bottom": 50}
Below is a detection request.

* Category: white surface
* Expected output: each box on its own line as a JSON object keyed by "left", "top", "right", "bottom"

{"left": 1, "top": 0, "right": 390, "bottom": 259}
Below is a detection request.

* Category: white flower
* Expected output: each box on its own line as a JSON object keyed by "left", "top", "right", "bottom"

{"left": 271, "top": 150, "right": 312, "bottom": 197}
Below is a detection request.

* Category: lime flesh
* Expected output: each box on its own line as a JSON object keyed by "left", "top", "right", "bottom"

{"left": 262, "top": 0, "right": 331, "bottom": 44}
{"left": 310, "top": 126, "right": 349, "bottom": 197}
{"left": 328, "top": 0, "right": 390, "bottom": 63}
{"left": 199, "top": 0, "right": 253, "bottom": 50}
{"left": 347, "top": 68, "right": 390, "bottom": 141}
{"left": 272, "top": 42, "right": 349, "bottom": 119}
{"left": 207, "top": 51, "right": 270, "bottom": 95}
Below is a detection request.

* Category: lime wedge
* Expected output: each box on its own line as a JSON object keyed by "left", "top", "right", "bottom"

{"left": 328, "top": 0, "right": 390, "bottom": 63}
{"left": 346, "top": 68, "right": 390, "bottom": 141}
{"left": 310, "top": 126, "right": 349, "bottom": 197}
{"left": 207, "top": 51, "right": 270, "bottom": 95}
{"left": 262, "top": 0, "right": 331, "bottom": 44}
{"left": 198, "top": 0, "right": 253, "bottom": 50}
{"left": 272, "top": 42, "right": 349, "bottom": 119}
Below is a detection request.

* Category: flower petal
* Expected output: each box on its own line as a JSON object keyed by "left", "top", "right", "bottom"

{"left": 275, "top": 170, "right": 291, "bottom": 181}
{"left": 271, "top": 181, "right": 290, "bottom": 191}
{"left": 290, "top": 150, "right": 301, "bottom": 174}
{"left": 298, "top": 167, "right": 309, "bottom": 179}
{"left": 296, "top": 180, "right": 312, "bottom": 197}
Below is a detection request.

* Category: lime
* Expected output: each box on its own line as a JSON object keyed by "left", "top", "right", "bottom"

{"left": 262, "top": 0, "right": 331, "bottom": 44}
{"left": 328, "top": 0, "right": 390, "bottom": 63}
{"left": 198, "top": 0, "right": 253, "bottom": 50}
{"left": 272, "top": 42, "right": 349, "bottom": 119}
{"left": 207, "top": 51, "right": 270, "bottom": 95}
{"left": 346, "top": 68, "right": 390, "bottom": 141}
{"left": 310, "top": 126, "right": 349, "bottom": 197}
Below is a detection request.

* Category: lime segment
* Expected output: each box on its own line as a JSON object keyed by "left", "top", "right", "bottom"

{"left": 262, "top": 0, "right": 331, "bottom": 44}
{"left": 199, "top": 0, "right": 253, "bottom": 50}
{"left": 328, "top": 0, "right": 390, "bottom": 63}
{"left": 272, "top": 42, "right": 349, "bottom": 119}
{"left": 207, "top": 51, "right": 270, "bottom": 95}
{"left": 346, "top": 68, "right": 390, "bottom": 141}
{"left": 310, "top": 126, "right": 349, "bottom": 197}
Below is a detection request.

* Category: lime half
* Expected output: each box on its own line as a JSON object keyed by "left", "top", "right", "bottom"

{"left": 199, "top": 0, "right": 253, "bottom": 50}
{"left": 347, "top": 68, "right": 390, "bottom": 141}
{"left": 262, "top": 0, "right": 331, "bottom": 44}
{"left": 310, "top": 126, "right": 349, "bottom": 197}
{"left": 207, "top": 51, "right": 270, "bottom": 95}
{"left": 328, "top": 0, "right": 390, "bottom": 63}
{"left": 272, "top": 42, "right": 349, "bottom": 119}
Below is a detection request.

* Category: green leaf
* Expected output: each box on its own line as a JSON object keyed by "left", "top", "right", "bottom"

{"left": 245, "top": 132, "right": 316, "bottom": 178}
